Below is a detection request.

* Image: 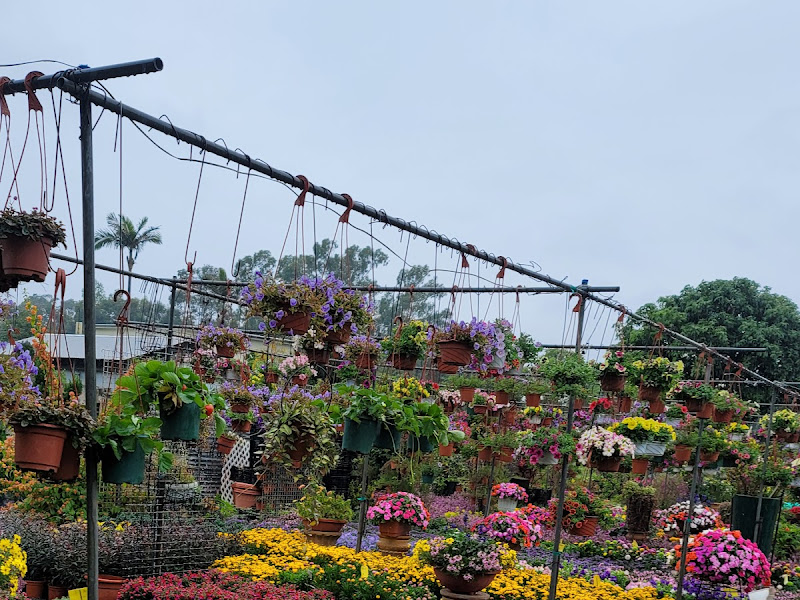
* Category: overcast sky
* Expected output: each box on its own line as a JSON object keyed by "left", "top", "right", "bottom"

{"left": 2, "top": 1, "right": 798, "bottom": 354}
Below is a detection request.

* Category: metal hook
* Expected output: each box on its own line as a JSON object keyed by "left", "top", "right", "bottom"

{"left": 113, "top": 289, "right": 132, "bottom": 326}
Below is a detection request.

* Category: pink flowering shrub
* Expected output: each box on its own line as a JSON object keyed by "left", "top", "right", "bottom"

{"left": 472, "top": 510, "right": 541, "bottom": 548}
{"left": 367, "top": 491, "right": 429, "bottom": 528}
{"left": 491, "top": 483, "right": 528, "bottom": 502}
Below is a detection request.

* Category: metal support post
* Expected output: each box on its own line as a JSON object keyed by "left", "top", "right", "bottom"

{"left": 547, "top": 280, "right": 588, "bottom": 600}
{"left": 754, "top": 387, "right": 777, "bottom": 543}
{"left": 484, "top": 457, "right": 497, "bottom": 517}
{"left": 166, "top": 276, "right": 177, "bottom": 358}
{"left": 80, "top": 90, "right": 99, "bottom": 600}
{"left": 355, "top": 456, "right": 370, "bottom": 553}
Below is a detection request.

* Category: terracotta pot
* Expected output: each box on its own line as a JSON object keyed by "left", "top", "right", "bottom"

{"left": 501, "top": 408, "right": 517, "bottom": 425}
{"left": 229, "top": 402, "right": 250, "bottom": 414}
{"left": 496, "top": 447, "right": 514, "bottom": 463}
{"left": 473, "top": 404, "right": 488, "bottom": 415}
{"left": 355, "top": 353, "right": 376, "bottom": 370}
{"left": 439, "top": 443, "right": 454, "bottom": 457}
{"left": 306, "top": 348, "right": 330, "bottom": 365}
{"left": 378, "top": 520, "right": 411, "bottom": 538}
{"left": 47, "top": 585, "right": 67, "bottom": 600}
{"left": 231, "top": 420, "right": 252, "bottom": 433}
{"left": 712, "top": 408, "right": 733, "bottom": 423}
{"left": 638, "top": 385, "right": 662, "bottom": 403}
{"left": 460, "top": 387, "right": 476, "bottom": 404}
{"left": 437, "top": 362, "right": 459, "bottom": 374}
{"left": 231, "top": 481, "right": 260, "bottom": 509}
{"left": 216, "top": 344, "right": 235, "bottom": 358}
{"left": 648, "top": 399, "right": 666, "bottom": 414}
{"left": 292, "top": 374, "right": 308, "bottom": 387}
{"left": 600, "top": 373, "right": 626, "bottom": 392}
{"left": 568, "top": 515, "right": 599, "bottom": 537}
{"left": 776, "top": 430, "right": 791, "bottom": 441}
{"left": 791, "top": 433, "right": 800, "bottom": 443}
{"left": 525, "top": 393, "right": 541, "bottom": 407}
{"left": 631, "top": 458, "right": 649, "bottom": 474}
{"left": 287, "top": 434, "right": 314, "bottom": 468}
{"left": 275, "top": 308, "right": 311, "bottom": 335}
{"left": 52, "top": 440, "right": 80, "bottom": 482}
{"left": 438, "top": 340, "right": 472, "bottom": 366}
{"left": 265, "top": 372, "right": 278, "bottom": 384}
{"left": 377, "top": 534, "right": 410, "bottom": 555}
{"left": 494, "top": 390, "right": 510, "bottom": 405}
{"left": 309, "top": 518, "right": 347, "bottom": 533}
{"left": 216, "top": 436, "right": 236, "bottom": 455}
{"left": 13, "top": 424, "right": 67, "bottom": 473}
{"left": 573, "top": 398, "right": 585, "bottom": 410}
{"left": 618, "top": 396, "right": 632, "bottom": 413}
{"left": 24, "top": 581, "right": 46, "bottom": 600}
{"left": 433, "top": 569, "right": 498, "bottom": 594}
{"left": 684, "top": 398, "right": 713, "bottom": 418}
{"left": 674, "top": 444, "right": 693, "bottom": 464}
{"left": 700, "top": 450, "right": 720, "bottom": 463}
{"left": 478, "top": 446, "right": 493, "bottom": 461}
{"left": 592, "top": 456, "right": 621, "bottom": 472}
{"left": 391, "top": 353, "right": 418, "bottom": 370}
{"left": 0, "top": 235, "right": 53, "bottom": 282}
{"left": 98, "top": 575, "right": 127, "bottom": 600}
{"left": 541, "top": 417, "right": 554, "bottom": 427}
{"left": 326, "top": 328, "right": 351, "bottom": 345}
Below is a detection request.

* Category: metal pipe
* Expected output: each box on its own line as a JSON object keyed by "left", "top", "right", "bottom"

{"left": 540, "top": 344, "right": 767, "bottom": 353}
{"left": 548, "top": 280, "right": 588, "bottom": 600}
{"left": 754, "top": 387, "right": 777, "bottom": 544}
{"left": 166, "top": 276, "right": 177, "bottom": 357}
{"left": 79, "top": 90, "right": 99, "bottom": 600}
{"left": 1, "top": 58, "right": 163, "bottom": 95}
{"left": 169, "top": 280, "right": 621, "bottom": 293}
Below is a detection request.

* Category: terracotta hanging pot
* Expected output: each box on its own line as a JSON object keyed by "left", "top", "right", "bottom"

{"left": 437, "top": 362, "right": 459, "bottom": 374}
{"left": 525, "top": 393, "right": 541, "bottom": 407}
{"left": 265, "top": 372, "right": 278, "bottom": 384}
{"left": 287, "top": 434, "right": 314, "bottom": 468}
{"left": 438, "top": 340, "right": 472, "bottom": 366}
{"left": 700, "top": 450, "right": 720, "bottom": 463}
{"left": 216, "top": 436, "right": 236, "bottom": 455}
{"left": 231, "top": 419, "right": 252, "bottom": 433}
{"left": 600, "top": 373, "right": 626, "bottom": 392}
{"left": 391, "top": 353, "right": 418, "bottom": 370}
{"left": 648, "top": 399, "right": 666, "bottom": 414}
{"left": 494, "top": 390, "right": 510, "bottom": 405}
{"left": 478, "top": 446, "right": 493, "bottom": 462}
{"left": 326, "top": 327, "right": 351, "bottom": 345}
{"left": 13, "top": 424, "right": 67, "bottom": 473}
{"left": 216, "top": 345, "right": 235, "bottom": 358}
{"left": 52, "top": 440, "right": 80, "bottom": 482}
{"left": 568, "top": 515, "right": 599, "bottom": 537}
{"left": 355, "top": 353, "right": 376, "bottom": 370}
{"left": 712, "top": 408, "right": 733, "bottom": 423}
{"left": 229, "top": 402, "right": 250, "bottom": 414}
{"left": 573, "top": 398, "right": 585, "bottom": 411}
{"left": 617, "top": 396, "right": 632, "bottom": 413}
{"left": 306, "top": 348, "right": 330, "bottom": 365}
{"left": 631, "top": 458, "right": 649, "bottom": 474}
{"left": 673, "top": 444, "right": 693, "bottom": 464}
{"left": 439, "top": 443, "right": 454, "bottom": 457}
{"left": 460, "top": 387, "right": 476, "bottom": 404}
{"left": 292, "top": 374, "right": 309, "bottom": 387}
{"left": 638, "top": 385, "right": 662, "bottom": 403}
{"left": 592, "top": 456, "right": 621, "bottom": 472}
{"left": 473, "top": 404, "right": 488, "bottom": 415}
{"left": 0, "top": 236, "right": 54, "bottom": 283}
{"left": 274, "top": 305, "right": 311, "bottom": 335}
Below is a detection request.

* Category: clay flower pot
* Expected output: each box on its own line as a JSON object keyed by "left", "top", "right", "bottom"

{"left": 600, "top": 373, "right": 626, "bottom": 392}
{"left": 433, "top": 569, "right": 498, "bottom": 594}
{"left": 638, "top": 385, "right": 662, "bottom": 403}
{"left": 438, "top": 340, "right": 472, "bottom": 366}
{"left": 216, "top": 436, "right": 236, "bottom": 455}
{"left": 673, "top": 444, "right": 693, "bottom": 464}
{"left": 568, "top": 515, "right": 599, "bottom": 537}
{"left": 631, "top": 458, "right": 649, "bottom": 474}
{"left": 592, "top": 456, "right": 621, "bottom": 472}
{"left": 460, "top": 387, "right": 476, "bottom": 404}
{"left": 378, "top": 520, "right": 411, "bottom": 538}
{"left": 216, "top": 344, "right": 235, "bottom": 358}
{"left": 13, "top": 424, "right": 67, "bottom": 473}
{"left": 525, "top": 393, "right": 541, "bottom": 407}
{"left": 231, "top": 481, "right": 260, "bottom": 509}
{"left": 439, "top": 443, "right": 454, "bottom": 457}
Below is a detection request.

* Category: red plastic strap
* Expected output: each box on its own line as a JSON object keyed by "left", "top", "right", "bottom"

{"left": 570, "top": 293, "right": 583, "bottom": 313}
{"left": 0, "top": 77, "right": 10, "bottom": 117}
{"left": 617, "top": 306, "right": 626, "bottom": 323}
{"left": 295, "top": 175, "right": 310, "bottom": 207}
{"left": 735, "top": 363, "right": 743, "bottom": 377}
{"left": 24, "top": 72, "right": 44, "bottom": 112}
{"left": 339, "top": 194, "right": 354, "bottom": 223}
{"left": 451, "top": 285, "right": 458, "bottom": 305}
{"left": 496, "top": 256, "right": 507, "bottom": 279}
{"left": 460, "top": 252, "right": 469, "bottom": 269}
{"left": 653, "top": 323, "right": 665, "bottom": 343}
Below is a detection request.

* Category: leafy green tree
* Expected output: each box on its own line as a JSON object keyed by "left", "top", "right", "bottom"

{"left": 275, "top": 239, "right": 389, "bottom": 285}
{"left": 94, "top": 213, "right": 163, "bottom": 292}
{"left": 624, "top": 278, "right": 800, "bottom": 404}
{"left": 374, "top": 264, "right": 450, "bottom": 336}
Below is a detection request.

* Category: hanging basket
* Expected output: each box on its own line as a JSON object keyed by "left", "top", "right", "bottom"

{"left": 617, "top": 396, "right": 632, "bottom": 413}
{"left": 375, "top": 424, "right": 402, "bottom": 451}
{"left": 496, "top": 447, "right": 514, "bottom": 463}
{"left": 101, "top": 443, "right": 146, "bottom": 485}
{"left": 216, "top": 345, "right": 235, "bottom": 358}
{"left": 216, "top": 436, "right": 236, "bottom": 455}
{"left": 306, "top": 348, "right": 330, "bottom": 365}
{"left": 525, "top": 393, "right": 541, "bottom": 407}
{"left": 13, "top": 424, "right": 67, "bottom": 473}
{"left": 52, "top": 440, "right": 80, "bottom": 482}
{"left": 573, "top": 398, "right": 585, "bottom": 411}
{"left": 700, "top": 450, "right": 720, "bottom": 463}
{"left": 600, "top": 373, "right": 626, "bottom": 392}
{"left": 231, "top": 419, "right": 252, "bottom": 433}
{"left": 638, "top": 385, "right": 662, "bottom": 403}
{"left": 437, "top": 362, "right": 459, "bottom": 374}
{"left": 438, "top": 340, "right": 472, "bottom": 366}
{"left": 631, "top": 458, "right": 649, "bottom": 474}
{"left": 274, "top": 307, "right": 311, "bottom": 335}
{"left": 265, "top": 372, "right": 278, "bottom": 384}
{"left": 684, "top": 398, "right": 713, "bottom": 418}
{"left": 342, "top": 418, "right": 379, "bottom": 453}
{"left": 648, "top": 399, "right": 666, "bottom": 414}
{"left": 159, "top": 402, "right": 201, "bottom": 441}
{"left": 478, "top": 446, "right": 493, "bottom": 462}
{"left": 568, "top": 515, "right": 599, "bottom": 537}
{"left": 292, "top": 374, "right": 309, "bottom": 387}
{"left": 538, "top": 450, "right": 559, "bottom": 465}
{"left": 591, "top": 456, "right": 621, "bottom": 472}
{"left": 355, "top": 353, "right": 376, "bottom": 370}
{"left": 673, "top": 444, "right": 693, "bottom": 464}
{"left": 390, "top": 353, "right": 418, "bottom": 371}
{"left": 460, "top": 387, "right": 476, "bottom": 404}
{"left": 326, "top": 327, "right": 351, "bottom": 345}
{"left": 438, "top": 443, "right": 454, "bottom": 457}
{"left": 0, "top": 236, "right": 54, "bottom": 283}
{"left": 712, "top": 408, "right": 733, "bottom": 423}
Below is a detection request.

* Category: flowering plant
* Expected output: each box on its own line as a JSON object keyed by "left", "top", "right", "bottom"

{"left": 196, "top": 324, "right": 248, "bottom": 351}
{"left": 576, "top": 427, "right": 636, "bottom": 465}
{"left": 669, "top": 381, "right": 717, "bottom": 401}
{"left": 514, "top": 427, "right": 575, "bottom": 467}
{"left": 492, "top": 483, "right": 528, "bottom": 502}
{"left": 391, "top": 376, "right": 430, "bottom": 400}
{"left": 548, "top": 488, "right": 606, "bottom": 531}
{"left": 0, "top": 534, "right": 25, "bottom": 597}
{"left": 655, "top": 501, "right": 722, "bottom": 535}
{"left": 537, "top": 351, "right": 596, "bottom": 396}
{"left": 0, "top": 340, "right": 38, "bottom": 413}
{"left": 762, "top": 409, "right": 800, "bottom": 434}
{"left": 711, "top": 389, "right": 752, "bottom": 416}
{"left": 220, "top": 382, "right": 258, "bottom": 408}
{"left": 589, "top": 397, "right": 614, "bottom": 414}
{"left": 241, "top": 271, "right": 319, "bottom": 322}
{"left": 472, "top": 510, "right": 541, "bottom": 548}
{"left": 415, "top": 530, "right": 511, "bottom": 577}
{"left": 492, "top": 318, "right": 522, "bottom": 372}
{"left": 471, "top": 389, "right": 497, "bottom": 410}
{"left": 278, "top": 354, "right": 317, "bottom": 379}
{"left": 438, "top": 318, "right": 505, "bottom": 373}
{"left": 673, "top": 528, "right": 771, "bottom": 592}
{"left": 596, "top": 350, "right": 627, "bottom": 375}
{"left": 295, "top": 483, "right": 354, "bottom": 524}
{"left": 665, "top": 403, "right": 689, "bottom": 420}
{"left": 610, "top": 417, "right": 676, "bottom": 443}
{"left": 307, "top": 273, "right": 373, "bottom": 335}
{"left": 367, "top": 491, "right": 429, "bottom": 528}
{"left": 698, "top": 426, "right": 729, "bottom": 453}
{"left": 448, "top": 411, "right": 472, "bottom": 439}
{"left": 631, "top": 357, "right": 684, "bottom": 390}
{"left": 343, "top": 335, "right": 381, "bottom": 361}
{"left": 381, "top": 319, "right": 430, "bottom": 360}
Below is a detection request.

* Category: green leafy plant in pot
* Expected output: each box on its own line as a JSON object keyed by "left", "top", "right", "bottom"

{"left": 537, "top": 350, "right": 596, "bottom": 398}
{"left": 0, "top": 208, "right": 66, "bottom": 287}
{"left": 295, "top": 482, "right": 354, "bottom": 534}
{"left": 338, "top": 384, "right": 403, "bottom": 453}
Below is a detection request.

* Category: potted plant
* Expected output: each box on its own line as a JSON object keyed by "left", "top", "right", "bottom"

{"left": 492, "top": 482, "right": 529, "bottom": 512}
{"left": 710, "top": 390, "right": 743, "bottom": 424}
{"left": 513, "top": 427, "right": 575, "bottom": 467}
{"left": 97, "top": 524, "right": 139, "bottom": 600}
{"left": 303, "top": 273, "right": 373, "bottom": 343}
{"left": 439, "top": 413, "right": 471, "bottom": 456}
{"left": 488, "top": 377, "right": 518, "bottom": 406}
{"left": 0, "top": 532, "right": 27, "bottom": 599}
{"left": 622, "top": 481, "right": 655, "bottom": 540}
{"left": 762, "top": 409, "right": 800, "bottom": 441}
{"left": 596, "top": 349, "right": 627, "bottom": 392}
{"left": 472, "top": 510, "right": 541, "bottom": 549}
{"left": 0, "top": 208, "right": 66, "bottom": 284}
{"left": 49, "top": 522, "right": 88, "bottom": 597}
{"left": 402, "top": 401, "right": 462, "bottom": 454}
{"left": 698, "top": 426, "right": 729, "bottom": 463}
{"left": 416, "top": 531, "right": 511, "bottom": 595}
{"left": 670, "top": 381, "right": 717, "bottom": 419}
{"left": 241, "top": 271, "right": 320, "bottom": 335}
{"left": 436, "top": 319, "right": 504, "bottom": 372}
{"left": 229, "top": 409, "right": 255, "bottom": 433}
{"left": 191, "top": 349, "right": 218, "bottom": 382}
{"left": 520, "top": 380, "right": 548, "bottom": 407}
{"left": 673, "top": 425, "right": 699, "bottom": 465}
{"left": 664, "top": 403, "right": 689, "bottom": 427}
{"left": 338, "top": 386, "right": 397, "bottom": 453}
{"left": 485, "top": 431, "right": 519, "bottom": 463}
{"left": 295, "top": 482, "right": 354, "bottom": 535}
{"left": 576, "top": 426, "right": 635, "bottom": 472}
{"left": 381, "top": 319, "right": 429, "bottom": 370}
{"left": 343, "top": 335, "right": 381, "bottom": 370}
{"left": 260, "top": 388, "right": 338, "bottom": 474}
{"left": 610, "top": 417, "right": 675, "bottom": 456}
{"left": 445, "top": 373, "right": 483, "bottom": 404}
{"left": 368, "top": 491, "right": 428, "bottom": 553}
{"left": 537, "top": 351, "right": 596, "bottom": 398}
{"left": 195, "top": 324, "right": 248, "bottom": 358}
{"left": 654, "top": 501, "right": 722, "bottom": 536}
{"left": 215, "top": 431, "right": 238, "bottom": 455}
{"left": 550, "top": 487, "right": 604, "bottom": 537}
{"left": 470, "top": 389, "right": 496, "bottom": 415}
{"left": 277, "top": 354, "right": 317, "bottom": 386}
{"left": 631, "top": 357, "right": 684, "bottom": 406}
{"left": 17, "top": 516, "right": 50, "bottom": 600}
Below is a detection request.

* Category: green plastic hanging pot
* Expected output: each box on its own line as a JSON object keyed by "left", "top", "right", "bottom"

{"left": 375, "top": 424, "right": 402, "bottom": 450}
{"left": 102, "top": 443, "right": 146, "bottom": 485}
{"left": 160, "top": 402, "right": 201, "bottom": 441}
{"left": 407, "top": 435, "right": 434, "bottom": 453}
{"left": 342, "top": 418, "right": 379, "bottom": 454}
{"left": 730, "top": 494, "right": 781, "bottom": 555}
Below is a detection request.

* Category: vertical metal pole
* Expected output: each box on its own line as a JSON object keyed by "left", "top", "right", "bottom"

{"left": 753, "top": 387, "right": 776, "bottom": 544}
{"left": 548, "top": 281, "right": 587, "bottom": 600}
{"left": 166, "top": 276, "right": 177, "bottom": 358}
{"left": 484, "top": 456, "right": 497, "bottom": 517}
{"left": 355, "top": 456, "right": 369, "bottom": 553}
{"left": 80, "top": 90, "right": 99, "bottom": 600}
{"left": 675, "top": 359, "right": 713, "bottom": 600}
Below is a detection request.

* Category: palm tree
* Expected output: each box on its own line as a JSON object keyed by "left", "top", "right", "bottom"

{"left": 95, "top": 213, "right": 163, "bottom": 292}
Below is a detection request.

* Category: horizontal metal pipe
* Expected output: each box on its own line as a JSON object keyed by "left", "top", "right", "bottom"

{"left": 539, "top": 344, "right": 767, "bottom": 352}
{"left": 169, "top": 280, "right": 621, "bottom": 293}
{"left": 1, "top": 58, "right": 162, "bottom": 95}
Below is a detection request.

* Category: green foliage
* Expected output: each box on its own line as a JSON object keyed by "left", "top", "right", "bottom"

{"left": 9, "top": 399, "right": 95, "bottom": 450}
{"left": 774, "top": 521, "right": 800, "bottom": 560}
{"left": 0, "top": 208, "right": 66, "bottom": 245}
{"left": 537, "top": 351, "right": 596, "bottom": 396}
{"left": 294, "top": 483, "right": 354, "bottom": 524}
{"left": 380, "top": 319, "right": 430, "bottom": 360}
